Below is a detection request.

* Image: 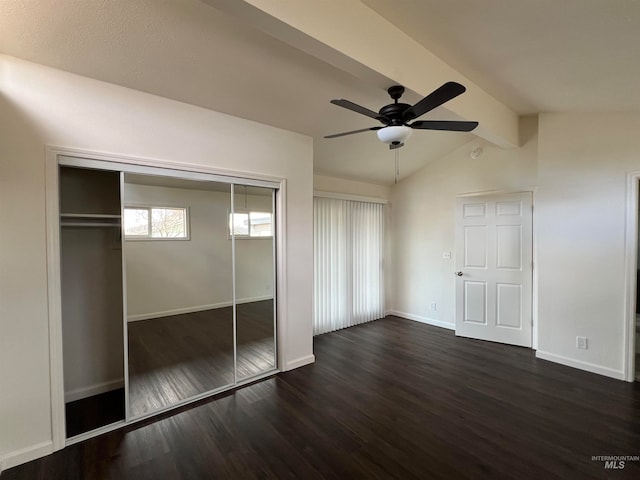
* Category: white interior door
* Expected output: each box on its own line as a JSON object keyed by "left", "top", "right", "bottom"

{"left": 455, "top": 192, "right": 532, "bottom": 347}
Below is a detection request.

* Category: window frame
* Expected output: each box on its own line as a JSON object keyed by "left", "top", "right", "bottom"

{"left": 123, "top": 204, "right": 191, "bottom": 241}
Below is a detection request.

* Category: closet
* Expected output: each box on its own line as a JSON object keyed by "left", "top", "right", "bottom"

{"left": 59, "top": 166, "right": 125, "bottom": 437}
{"left": 57, "top": 158, "right": 278, "bottom": 440}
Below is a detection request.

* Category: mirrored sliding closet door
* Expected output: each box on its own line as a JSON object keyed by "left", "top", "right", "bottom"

{"left": 58, "top": 157, "right": 281, "bottom": 438}
{"left": 124, "top": 175, "right": 235, "bottom": 419}
{"left": 231, "top": 185, "right": 277, "bottom": 381}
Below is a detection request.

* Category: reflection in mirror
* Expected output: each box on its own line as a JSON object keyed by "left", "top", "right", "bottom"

{"left": 232, "top": 185, "right": 277, "bottom": 380}
{"left": 124, "top": 175, "right": 234, "bottom": 418}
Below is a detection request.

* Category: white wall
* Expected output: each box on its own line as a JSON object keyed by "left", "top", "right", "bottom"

{"left": 536, "top": 113, "right": 640, "bottom": 378}
{"left": 313, "top": 174, "right": 390, "bottom": 200}
{"left": 389, "top": 117, "right": 538, "bottom": 327}
{"left": 61, "top": 227, "right": 124, "bottom": 401}
{"left": 391, "top": 112, "right": 640, "bottom": 381}
{"left": 0, "top": 55, "right": 313, "bottom": 469}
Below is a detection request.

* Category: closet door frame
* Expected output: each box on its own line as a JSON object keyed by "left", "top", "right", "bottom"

{"left": 45, "top": 146, "right": 287, "bottom": 451}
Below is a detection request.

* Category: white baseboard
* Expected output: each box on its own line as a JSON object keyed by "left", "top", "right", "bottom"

{"left": 128, "top": 302, "right": 231, "bottom": 322}
{"left": 535, "top": 350, "right": 625, "bottom": 380}
{"left": 64, "top": 378, "right": 124, "bottom": 403}
{"left": 284, "top": 354, "right": 315, "bottom": 371}
{"left": 0, "top": 440, "right": 53, "bottom": 471}
{"left": 386, "top": 310, "right": 455, "bottom": 331}
{"left": 128, "top": 296, "right": 273, "bottom": 322}
{"left": 236, "top": 295, "right": 273, "bottom": 306}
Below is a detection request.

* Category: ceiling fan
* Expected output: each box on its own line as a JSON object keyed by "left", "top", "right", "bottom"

{"left": 325, "top": 82, "right": 479, "bottom": 149}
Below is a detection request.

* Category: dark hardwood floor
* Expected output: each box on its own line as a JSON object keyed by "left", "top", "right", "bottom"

{"left": 6, "top": 316, "right": 640, "bottom": 479}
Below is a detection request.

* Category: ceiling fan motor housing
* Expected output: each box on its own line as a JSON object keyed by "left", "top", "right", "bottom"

{"left": 379, "top": 103, "right": 411, "bottom": 125}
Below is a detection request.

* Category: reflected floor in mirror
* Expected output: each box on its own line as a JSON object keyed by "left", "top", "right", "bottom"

{"left": 128, "top": 300, "right": 275, "bottom": 418}
{"left": 236, "top": 299, "right": 276, "bottom": 380}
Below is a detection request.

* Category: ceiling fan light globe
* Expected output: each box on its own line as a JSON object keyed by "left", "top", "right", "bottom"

{"left": 377, "top": 126, "right": 412, "bottom": 145}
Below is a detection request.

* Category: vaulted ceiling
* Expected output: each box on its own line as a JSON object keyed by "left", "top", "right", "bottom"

{"left": 1, "top": 0, "right": 638, "bottom": 185}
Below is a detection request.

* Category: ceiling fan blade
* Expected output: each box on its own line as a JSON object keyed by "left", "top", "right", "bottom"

{"left": 330, "top": 99, "right": 388, "bottom": 122}
{"left": 403, "top": 82, "right": 467, "bottom": 121}
{"left": 410, "top": 120, "right": 479, "bottom": 132}
{"left": 324, "top": 126, "right": 382, "bottom": 139}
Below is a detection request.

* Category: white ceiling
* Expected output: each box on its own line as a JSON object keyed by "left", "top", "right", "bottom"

{"left": 1, "top": 0, "right": 639, "bottom": 184}
{"left": 362, "top": 0, "right": 640, "bottom": 115}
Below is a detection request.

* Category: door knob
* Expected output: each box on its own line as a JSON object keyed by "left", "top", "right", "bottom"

{"left": 455, "top": 271, "right": 463, "bottom": 276}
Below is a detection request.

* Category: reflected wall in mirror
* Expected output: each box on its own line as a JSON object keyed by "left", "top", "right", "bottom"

{"left": 124, "top": 175, "right": 234, "bottom": 418}
{"left": 232, "top": 185, "right": 276, "bottom": 380}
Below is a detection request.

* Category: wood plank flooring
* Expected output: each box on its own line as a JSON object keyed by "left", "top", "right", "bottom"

{"left": 6, "top": 316, "right": 640, "bottom": 479}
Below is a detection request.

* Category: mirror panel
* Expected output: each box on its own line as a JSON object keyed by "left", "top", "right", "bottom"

{"left": 124, "top": 175, "right": 234, "bottom": 418}
{"left": 232, "top": 185, "right": 277, "bottom": 380}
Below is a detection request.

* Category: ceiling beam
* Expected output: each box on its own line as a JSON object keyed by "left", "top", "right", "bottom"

{"left": 203, "top": 0, "right": 519, "bottom": 148}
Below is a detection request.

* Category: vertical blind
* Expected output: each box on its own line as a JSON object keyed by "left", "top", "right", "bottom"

{"left": 313, "top": 197, "right": 385, "bottom": 335}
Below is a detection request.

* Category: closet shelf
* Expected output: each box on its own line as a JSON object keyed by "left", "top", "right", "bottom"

{"left": 60, "top": 214, "right": 121, "bottom": 228}
{"left": 61, "top": 213, "right": 121, "bottom": 219}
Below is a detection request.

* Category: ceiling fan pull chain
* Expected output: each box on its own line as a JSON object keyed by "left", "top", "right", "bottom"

{"left": 395, "top": 149, "right": 399, "bottom": 185}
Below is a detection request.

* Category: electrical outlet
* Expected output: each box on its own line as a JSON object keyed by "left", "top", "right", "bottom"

{"left": 430, "top": 302, "right": 437, "bottom": 312}
{"left": 576, "top": 336, "right": 588, "bottom": 350}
